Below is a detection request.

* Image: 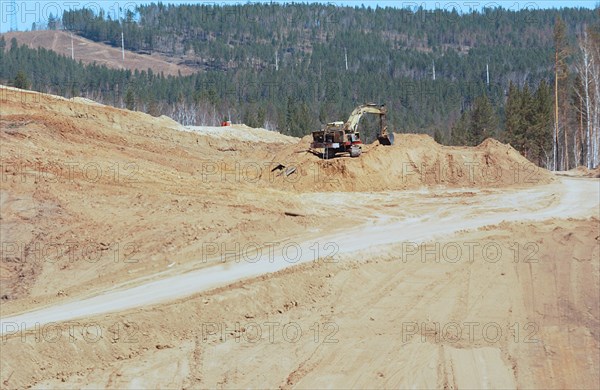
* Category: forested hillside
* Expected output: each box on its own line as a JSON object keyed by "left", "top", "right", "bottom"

{"left": 1, "top": 3, "right": 598, "bottom": 169}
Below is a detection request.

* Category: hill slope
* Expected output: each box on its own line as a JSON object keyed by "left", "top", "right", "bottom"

{"left": 3, "top": 30, "right": 195, "bottom": 76}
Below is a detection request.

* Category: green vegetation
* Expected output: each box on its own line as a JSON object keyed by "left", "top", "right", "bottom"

{"left": 125, "top": 88, "right": 135, "bottom": 110}
{"left": 13, "top": 70, "right": 29, "bottom": 89}
{"left": 503, "top": 81, "right": 554, "bottom": 166}
{"left": 1, "top": 4, "right": 598, "bottom": 169}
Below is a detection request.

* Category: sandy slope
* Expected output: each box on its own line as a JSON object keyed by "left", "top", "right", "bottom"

{"left": 2, "top": 30, "right": 195, "bottom": 76}
{"left": 1, "top": 86, "right": 599, "bottom": 389}
{"left": 263, "top": 134, "right": 556, "bottom": 192}
{"left": 0, "top": 85, "right": 340, "bottom": 314}
{"left": 2, "top": 177, "right": 597, "bottom": 330}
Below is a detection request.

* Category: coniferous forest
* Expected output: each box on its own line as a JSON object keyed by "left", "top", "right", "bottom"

{"left": 1, "top": 3, "right": 598, "bottom": 169}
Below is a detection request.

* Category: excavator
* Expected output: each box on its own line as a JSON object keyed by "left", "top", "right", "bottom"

{"left": 310, "top": 103, "right": 395, "bottom": 159}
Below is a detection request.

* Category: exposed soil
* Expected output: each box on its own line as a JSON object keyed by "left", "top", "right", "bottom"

{"left": 1, "top": 85, "right": 598, "bottom": 389}
{"left": 2, "top": 31, "right": 195, "bottom": 76}
{"left": 263, "top": 134, "right": 555, "bottom": 192}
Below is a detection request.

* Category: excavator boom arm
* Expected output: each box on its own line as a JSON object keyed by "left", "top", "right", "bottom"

{"left": 343, "top": 104, "right": 388, "bottom": 133}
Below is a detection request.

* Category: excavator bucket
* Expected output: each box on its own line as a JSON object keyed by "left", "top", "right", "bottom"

{"left": 378, "top": 132, "right": 394, "bottom": 146}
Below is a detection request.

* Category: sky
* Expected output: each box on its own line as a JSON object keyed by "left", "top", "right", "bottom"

{"left": 0, "top": 0, "right": 597, "bottom": 33}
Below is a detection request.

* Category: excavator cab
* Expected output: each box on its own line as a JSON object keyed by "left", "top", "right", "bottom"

{"left": 348, "top": 132, "right": 360, "bottom": 143}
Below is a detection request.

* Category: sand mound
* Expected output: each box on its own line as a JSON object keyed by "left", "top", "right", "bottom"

{"left": 572, "top": 166, "right": 600, "bottom": 178}
{"left": 263, "top": 134, "right": 555, "bottom": 192}
{"left": 556, "top": 166, "right": 600, "bottom": 178}
{"left": 0, "top": 85, "right": 327, "bottom": 307}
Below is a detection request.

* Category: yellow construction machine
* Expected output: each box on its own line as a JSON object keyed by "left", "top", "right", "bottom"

{"left": 310, "top": 103, "right": 394, "bottom": 159}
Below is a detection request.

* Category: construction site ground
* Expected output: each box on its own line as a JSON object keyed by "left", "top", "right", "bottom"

{"left": 0, "top": 86, "right": 598, "bottom": 389}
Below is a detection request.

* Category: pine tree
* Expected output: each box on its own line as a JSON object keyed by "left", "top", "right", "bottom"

{"left": 0, "top": 36, "right": 5, "bottom": 63}
{"left": 256, "top": 106, "right": 266, "bottom": 128}
{"left": 450, "top": 111, "right": 470, "bottom": 146}
{"left": 125, "top": 88, "right": 135, "bottom": 110}
{"left": 520, "top": 85, "right": 534, "bottom": 159}
{"left": 504, "top": 81, "right": 553, "bottom": 167}
{"left": 531, "top": 80, "right": 553, "bottom": 168}
{"left": 48, "top": 13, "right": 58, "bottom": 30}
{"left": 433, "top": 128, "right": 444, "bottom": 144}
{"left": 468, "top": 94, "right": 497, "bottom": 146}
{"left": 13, "top": 71, "right": 30, "bottom": 89}
{"left": 147, "top": 96, "right": 161, "bottom": 117}
{"left": 318, "top": 104, "right": 327, "bottom": 124}
{"left": 504, "top": 82, "right": 523, "bottom": 149}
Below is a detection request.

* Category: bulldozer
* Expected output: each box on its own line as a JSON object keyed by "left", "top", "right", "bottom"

{"left": 310, "top": 103, "right": 395, "bottom": 159}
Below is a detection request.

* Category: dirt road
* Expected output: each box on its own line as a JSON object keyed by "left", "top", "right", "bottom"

{"left": 1, "top": 87, "right": 598, "bottom": 389}
{"left": 2, "top": 177, "right": 597, "bottom": 333}
{"left": 2, "top": 186, "right": 598, "bottom": 389}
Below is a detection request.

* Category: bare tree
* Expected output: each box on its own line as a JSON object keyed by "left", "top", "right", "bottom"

{"left": 592, "top": 23, "right": 600, "bottom": 168}
{"left": 170, "top": 100, "right": 198, "bottom": 126}
{"left": 574, "top": 28, "right": 595, "bottom": 168}
{"left": 553, "top": 17, "right": 570, "bottom": 170}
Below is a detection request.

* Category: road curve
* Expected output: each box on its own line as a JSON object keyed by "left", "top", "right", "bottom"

{"left": 1, "top": 178, "right": 598, "bottom": 334}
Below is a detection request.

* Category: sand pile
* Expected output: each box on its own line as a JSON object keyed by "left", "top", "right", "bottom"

{"left": 572, "top": 166, "right": 600, "bottom": 178}
{"left": 263, "top": 134, "right": 555, "bottom": 192}
{"left": 0, "top": 86, "right": 338, "bottom": 308}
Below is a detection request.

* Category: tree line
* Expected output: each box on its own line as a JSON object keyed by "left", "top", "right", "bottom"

{"left": 449, "top": 13, "right": 599, "bottom": 170}
{"left": 1, "top": 3, "right": 598, "bottom": 169}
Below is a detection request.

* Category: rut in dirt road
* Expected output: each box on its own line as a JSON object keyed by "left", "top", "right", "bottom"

{"left": 1, "top": 178, "right": 597, "bottom": 333}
